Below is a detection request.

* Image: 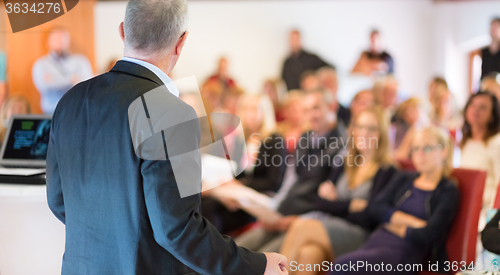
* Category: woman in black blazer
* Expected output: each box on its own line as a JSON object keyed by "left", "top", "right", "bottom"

{"left": 279, "top": 106, "right": 397, "bottom": 274}
{"left": 332, "top": 126, "right": 459, "bottom": 275}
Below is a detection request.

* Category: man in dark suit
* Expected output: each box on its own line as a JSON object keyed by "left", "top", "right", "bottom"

{"left": 235, "top": 88, "right": 345, "bottom": 253}
{"left": 281, "top": 29, "right": 332, "bottom": 91}
{"left": 46, "top": 0, "right": 287, "bottom": 274}
{"left": 481, "top": 17, "right": 500, "bottom": 79}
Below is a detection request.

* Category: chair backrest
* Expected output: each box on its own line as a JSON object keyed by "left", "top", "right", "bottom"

{"left": 493, "top": 180, "right": 500, "bottom": 209}
{"left": 446, "top": 168, "right": 486, "bottom": 266}
{"left": 396, "top": 158, "right": 415, "bottom": 171}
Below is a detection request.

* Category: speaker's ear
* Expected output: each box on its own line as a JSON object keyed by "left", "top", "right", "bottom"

{"left": 175, "top": 31, "right": 188, "bottom": 56}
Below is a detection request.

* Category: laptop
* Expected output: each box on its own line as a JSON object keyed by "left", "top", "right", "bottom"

{"left": 0, "top": 115, "right": 52, "bottom": 176}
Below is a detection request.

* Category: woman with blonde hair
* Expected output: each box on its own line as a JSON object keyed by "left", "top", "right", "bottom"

{"left": 201, "top": 93, "right": 287, "bottom": 234}
{"left": 263, "top": 79, "right": 286, "bottom": 122}
{"left": 332, "top": 126, "right": 459, "bottom": 275}
{"left": 279, "top": 106, "right": 397, "bottom": 275}
{"left": 0, "top": 95, "right": 31, "bottom": 144}
{"left": 428, "top": 79, "right": 462, "bottom": 134}
{"left": 276, "top": 90, "right": 307, "bottom": 154}
{"left": 392, "top": 97, "right": 431, "bottom": 160}
{"left": 428, "top": 76, "right": 448, "bottom": 106}
{"left": 480, "top": 72, "right": 500, "bottom": 103}
{"left": 236, "top": 93, "right": 277, "bottom": 143}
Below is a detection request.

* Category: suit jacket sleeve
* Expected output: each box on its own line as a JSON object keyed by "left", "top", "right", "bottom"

{"left": 140, "top": 105, "right": 267, "bottom": 275}
{"left": 46, "top": 110, "right": 66, "bottom": 224}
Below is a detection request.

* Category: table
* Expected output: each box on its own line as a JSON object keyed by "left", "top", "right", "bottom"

{"left": 0, "top": 184, "right": 65, "bottom": 275}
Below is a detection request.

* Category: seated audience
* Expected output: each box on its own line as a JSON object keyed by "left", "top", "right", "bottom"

{"left": 208, "top": 56, "right": 237, "bottom": 89}
{"left": 300, "top": 70, "right": 321, "bottom": 92}
{"left": 200, "top": 78, "right": 224, "bottom": 114}
{"left": 392, "top": 98, "right": 431, "bottom": 160}
{"left": 272, "top": 91, "right": 308, "bottom": 212}
{"left": 282, "top": 29, "right": 331, "bottom": 91}
{"left": 218, "top": 86, "right": 244, "bottom": 114}
{"left": 32, "top": 27, "right": 93, "bottom": 114}
{"left": 430, "top": 87, "right": 462, "bottom": 137}
{"left": 317, "top": 66, "right": 351, "bottom": 127}
{"left": 277, "top": 91, "right": 307, "bottom": 154}
{"left": 236, "top": 88, "right": 345, "bottom": 252}
{"left": 352, "top": 29, "right": 394, "bottom": 76}
{"left": 0, "top": 95, "right": 31, "bottom": 144}
{"left": 279, "top": 106, "right": 397, "bottom": 275}
{"left": 373, "top": 76, "right": 399, "bottom": 118}
{"left": 459, "top": 91, "right": 500, "bottom": 207}
{"left": 428, "top": 76, "right": 448, "bottom": 106}
{"left": 263, "top": 79, "right": 285, "bottom": 122}
{"left": 332, "top": 126, "right": 460, "bottom": 275}
{"left": 480, "top": 72, "right": 500, "bottom": 103}
{"left": 349, "top": 90, "right": 375, "bottom": 119}
{"left": 201, "top": 94, "right": 287, "bottom": 234}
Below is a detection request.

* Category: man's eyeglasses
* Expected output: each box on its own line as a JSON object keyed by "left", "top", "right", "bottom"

{"left": 180, "top": 31, "right": 187, "bottom": 39}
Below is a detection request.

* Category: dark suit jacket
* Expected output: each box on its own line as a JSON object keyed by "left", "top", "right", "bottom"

{"left": 281, "top": 50, "right": 331, "bottom": 91}
{"left": 46, "top": 60, "right": 266, "bottom": 275}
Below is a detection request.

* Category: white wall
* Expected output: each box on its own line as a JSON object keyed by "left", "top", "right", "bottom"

{"left": 433, "top": 1, "right": 500, "bottom": 107}
{"left": 94, "top": 0, "right": 499, "bottom": 107}
{"left": 95, "top": 0, "right": 436, "bottom": 101}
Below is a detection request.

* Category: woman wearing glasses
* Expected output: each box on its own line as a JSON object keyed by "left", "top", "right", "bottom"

{"left": 331, "top": 126, "right": 459, "bottom": 275}
{"left": 279, "top": 106, "right": 397, "bottom": 275}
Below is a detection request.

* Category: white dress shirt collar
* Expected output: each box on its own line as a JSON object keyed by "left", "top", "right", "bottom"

{"left": 121, "top": 56, "right": 179, "bottom": 97}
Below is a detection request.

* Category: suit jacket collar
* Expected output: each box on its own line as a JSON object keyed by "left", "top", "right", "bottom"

{"left": 110, "top": 60, "right": 164, "bottom": 87}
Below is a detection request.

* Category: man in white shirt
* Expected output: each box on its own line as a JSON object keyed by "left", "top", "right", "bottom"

{"left": 32, "top": 27, "right": 93, "bottom": 113}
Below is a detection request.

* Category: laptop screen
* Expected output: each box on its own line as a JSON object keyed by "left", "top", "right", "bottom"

{"left": 2, "top": 117, "right": 51, "bottom": 161}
